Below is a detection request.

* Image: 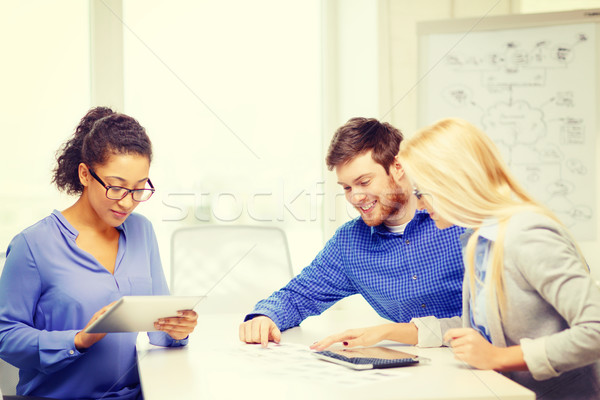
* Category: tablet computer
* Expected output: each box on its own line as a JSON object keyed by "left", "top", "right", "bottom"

{"left": 313, "top": 346, "right": 420, "bottom": 370}
{"left": 85, "top": 295, "right": 204, "bottom": 333}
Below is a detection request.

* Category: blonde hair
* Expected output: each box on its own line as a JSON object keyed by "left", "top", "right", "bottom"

{"left": 398, "top": 118, "right": 566, "bottom": 316}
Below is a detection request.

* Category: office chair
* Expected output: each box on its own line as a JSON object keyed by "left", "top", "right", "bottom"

{"left": 170, "top": 225, "right": 294, "bottom": 314}
{"left": 0, "top": 342, "right": 19, "bottom": 397}
{"left": 0, "top": 252, "right": 20, "bottom": 396}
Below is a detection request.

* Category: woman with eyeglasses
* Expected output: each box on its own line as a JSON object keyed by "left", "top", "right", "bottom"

{"left": 314, "top": 117, "right": 600, "bottom": 399}
{"left": 0, "top": 107, "right": 197, "bottom": 400}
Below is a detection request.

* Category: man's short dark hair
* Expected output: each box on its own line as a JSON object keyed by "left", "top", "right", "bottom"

{"left": 326, "top": 117, "right": 403, "bottom": 174}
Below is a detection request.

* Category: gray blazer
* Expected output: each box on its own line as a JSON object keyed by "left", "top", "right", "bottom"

{"left": 415, "top": 211, "right": 600, "bottom": 399}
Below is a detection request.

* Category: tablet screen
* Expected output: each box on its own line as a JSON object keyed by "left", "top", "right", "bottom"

{"left": 313, "top": 346, "right": 420, "bottom": 370}
{"left": 85, "top": 295, "right": 204, "bottom": 333}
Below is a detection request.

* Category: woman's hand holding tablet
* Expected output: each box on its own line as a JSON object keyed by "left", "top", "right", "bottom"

{"left": 84, "top": 296, "right": 203, "bottom": 334}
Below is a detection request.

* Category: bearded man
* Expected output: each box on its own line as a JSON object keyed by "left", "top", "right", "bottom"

{"left": 239, "top": 118, "right": 465, "bottom": 347}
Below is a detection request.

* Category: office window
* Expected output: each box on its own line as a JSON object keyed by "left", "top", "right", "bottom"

{"left": 122, "top": 0, "right": 323, "bottom": 276}
{"left": 0, "top": 1, "right": 90, "bottom": 250}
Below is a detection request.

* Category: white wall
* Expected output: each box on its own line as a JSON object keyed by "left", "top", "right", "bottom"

{"left": 322, "top": 0, "right": 385, "bottom": 241}
{"left": 518, "top": 0, "right": 600, "bottom": 13}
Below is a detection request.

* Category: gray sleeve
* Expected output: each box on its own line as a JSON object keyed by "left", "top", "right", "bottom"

{"left": 411, "top": 316, "right": 462, "bottom": 347}
{"left": 510, "top": 216, "right": 600, "bottom": 380}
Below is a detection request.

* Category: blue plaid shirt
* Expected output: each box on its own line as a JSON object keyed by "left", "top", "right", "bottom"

{"left": 247, "top": 211, "right": 465, "bottom": 330}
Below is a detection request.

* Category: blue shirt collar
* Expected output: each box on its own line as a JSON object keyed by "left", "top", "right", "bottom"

{"left": 52, "top": 209, "right": 77, "bottom": 239}
{"left": 478, "top": 218, "right": 499, "bottom": 241}
{"left": 370, "top": 209, "right": 430, "bottom": 237}
{"left": 52, "top": 209, "right": 126, "bottom": 240}
{"left": 459, "top": 218, "right": 498, "bottom": 246}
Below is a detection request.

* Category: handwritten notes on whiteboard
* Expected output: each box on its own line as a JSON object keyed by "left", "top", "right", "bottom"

{"left": 420, "top": 23, "right": 596, "bottom": 239}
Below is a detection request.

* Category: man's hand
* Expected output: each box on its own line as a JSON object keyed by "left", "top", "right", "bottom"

{"left": 239, "top": 315, "right": 281, "bottom": 348}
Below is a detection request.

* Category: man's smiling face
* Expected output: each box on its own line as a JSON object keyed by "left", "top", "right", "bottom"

{"left": 335, "top": 151, "right": 409, "bottom": 226}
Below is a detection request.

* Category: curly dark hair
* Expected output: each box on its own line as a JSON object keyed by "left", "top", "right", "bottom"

{"left": 325, "top": 117, "right": 404, "bottom": 174}
{"left": 52, "top": 107, "right": 153, "bottom": 195}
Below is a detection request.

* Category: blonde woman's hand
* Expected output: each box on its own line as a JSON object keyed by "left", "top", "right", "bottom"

{"left": 444, "top": 328, "right": 503, "bottom": 370}
{"left": 444, "top": 328, "right": 527, "bottom": 372}
{"left": 310, "top": 322, "right": 418, "bottom": 351}
{"left": 310, "top": 324, "right": 390, "bottom": 351}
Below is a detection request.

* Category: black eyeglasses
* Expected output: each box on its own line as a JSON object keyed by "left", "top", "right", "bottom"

{"left": 412, "top": 187, "right": 425, "bottom": 200}
{"left": 412, "top": 186, "right": 433, "bottom": 206}
{"left": 88, "top": 168, "right": 155, "bottom": 202}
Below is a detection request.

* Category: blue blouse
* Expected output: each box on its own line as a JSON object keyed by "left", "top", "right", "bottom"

{"left": 464, "top": 222, "right": 498, "bottom": 343}
{"left": 0, "top": 210, "right": 186, "bottom": 400}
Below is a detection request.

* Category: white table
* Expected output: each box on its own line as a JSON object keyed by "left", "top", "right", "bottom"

{"left": 136, "top": 308, "right": 535, "bottom": 400}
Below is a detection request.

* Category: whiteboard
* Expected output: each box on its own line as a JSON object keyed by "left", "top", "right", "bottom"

{"left": 418, "top": 10, "right": 600, "bottom": 240}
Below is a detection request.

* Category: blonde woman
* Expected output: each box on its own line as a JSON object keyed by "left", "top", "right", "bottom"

{"left": 312, "top": 118, "right": 600, "bottom": 399}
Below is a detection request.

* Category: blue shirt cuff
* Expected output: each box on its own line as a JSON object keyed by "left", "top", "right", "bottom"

{"left": 148, "top": 331, "right": 188, "bottom": 347}
{"left": 244, "top": 310, "right": 285, "bottom": 330}
{"left": 244, "top": 312, "right": 268, "bottom": 322}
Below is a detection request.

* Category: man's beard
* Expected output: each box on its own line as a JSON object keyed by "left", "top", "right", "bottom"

{"left": 361, "top": 176, "right": 410, "bottom": 226}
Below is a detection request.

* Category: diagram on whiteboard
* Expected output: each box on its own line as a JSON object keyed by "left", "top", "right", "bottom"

{"left": 420, "top": 23, "right": 597, "bottom": 240}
